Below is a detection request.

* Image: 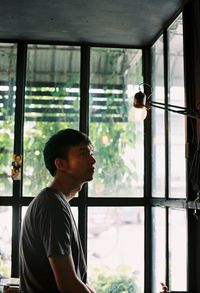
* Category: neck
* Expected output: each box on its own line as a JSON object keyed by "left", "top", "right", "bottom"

{"left": 48, "top": 175, "right": 83, "bottom": 201}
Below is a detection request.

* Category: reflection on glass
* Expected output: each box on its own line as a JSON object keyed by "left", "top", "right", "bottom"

{"left": 152, "top": 207, "right": 166, "bottom": 292}
{"left": 89, "top": 48, "right": 144, "bottom": 197}
{"left": 151, "top": 37, "right": 165, "bottom": 197}
{"left": 169, "top": 208, "right": 187, "bottom": 291}
{"left": 23, "top": 45, "right": 80, "bottom": 197}
{"left": 0, "top": 44, "right": 17, "bottom": 197}
{"left": 0, "top": 207, "right": 12, "bottom": 277}
{"left": 87, "top": 207, "right": 144, "bottom": 292}
{"left": 168, "top": 14, "right": 186, "bottom": 198}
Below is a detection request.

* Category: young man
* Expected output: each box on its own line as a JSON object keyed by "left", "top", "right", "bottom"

{"left": 19, "top": 129, "right": 96, "bottom": 293}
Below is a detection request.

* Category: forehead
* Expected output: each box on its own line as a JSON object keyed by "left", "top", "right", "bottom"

{"left": 69, "top": 143, "right": 93, "bottom": 152}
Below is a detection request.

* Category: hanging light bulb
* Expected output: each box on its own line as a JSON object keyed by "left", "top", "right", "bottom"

{"left": 129, "top": 90, "right": 147, "bottom": 121}
{"left": 129, "top": 106, "right": 147, "bottom": 122}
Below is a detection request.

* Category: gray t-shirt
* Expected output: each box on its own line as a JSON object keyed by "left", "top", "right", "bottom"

{"left": 19, "top": 187, "right": 87, "bottom": 293}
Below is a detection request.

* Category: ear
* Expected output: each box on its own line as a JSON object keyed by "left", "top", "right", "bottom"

{"left": 54, "top": 158, "right": 67, "bottom": 172}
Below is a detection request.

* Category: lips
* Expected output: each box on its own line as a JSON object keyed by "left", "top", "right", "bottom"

{"left": 88, "top": 167, "right": 95, "bottom": 173}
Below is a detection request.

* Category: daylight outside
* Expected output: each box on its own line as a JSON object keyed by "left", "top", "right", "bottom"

{"left": 0, "top": 45, "right": 145, "bottom": 292}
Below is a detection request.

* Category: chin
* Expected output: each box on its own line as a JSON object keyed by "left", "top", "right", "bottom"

{"left": 83, "top": 175, "right": 94, "bottom": 183}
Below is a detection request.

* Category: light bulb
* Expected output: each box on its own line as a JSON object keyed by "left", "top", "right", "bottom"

{"left": 129, "top": 106, "right": 147, "bottom": 122}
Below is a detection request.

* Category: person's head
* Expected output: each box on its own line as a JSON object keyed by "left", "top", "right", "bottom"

{"left": 14, "top": 154, "right": 22, "bottom": 164}
{"left": 43, "top": 129, "right": 95, "bottom": 180}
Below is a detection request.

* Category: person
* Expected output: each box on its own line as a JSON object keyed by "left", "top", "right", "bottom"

{"left": 19, "top": 128, "right": 96, "bottom": 293}
{"left": 11, "top": 154, "right": 22, "bottom": 180}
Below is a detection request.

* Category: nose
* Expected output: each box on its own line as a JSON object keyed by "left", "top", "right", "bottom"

{"left": 90, "top": 155, "right": 96, "bottom": 165}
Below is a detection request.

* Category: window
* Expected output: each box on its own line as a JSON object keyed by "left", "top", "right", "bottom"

{"left": 151, "top": 36, "right": 165, "bottom": 198}
{"left": 168, "top": 14, "right": 186, "bottom": 199}
{"left": 23, "top": 45, "right": 81, "bottom": 197}
{"left": 0, "top": 207, "right": 12, "bottom": 277}
{"left": 0, "top": 45, "right": 145, "bottom": 290}
{"left": 88, "top": 207, "right": 144, "bottom": 292}
{"left": 0, "top": 12, "right": 189, "bottom": 293}
{"left": 0, "top": 43, "right": 17, "bottom": 198}
{"left": 152, "top": 207, "right": 166, "bottom": 293}
{"left": 87, "top": 47, "right": 144, "bottom": 291}
{"left": 89, "top": 48, "right": 144, "bottom": 198}
{"left": 0, "top": 43, "right": 17, "bottom": 277}
{"left": 169, "top": 208, "right": 187, "bottom": 291}
{"left": 151, "top": 13, "right": 187, "bottom": 292}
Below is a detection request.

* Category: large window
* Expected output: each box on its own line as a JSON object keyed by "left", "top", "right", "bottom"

{"left": 152, "top": 207, "right": 166, "bottom": 293}
{"left": 151, "top": 13, "right": 187, "bottom": 293}
{"left": 87, "top": 47, "right": 144, "bottom": 292}
{"left": 0, "top": 207, "right": 12, "bottom": 278}
{"left": 0, "top": 43, "right": 17, "bottom": 277}
{"left": 0, "top": 12, "right": 190, "bottom": 293}
{"left": 168, "top": 15, "right": 186, "bottom": 199}
{"left": 151, "top": 36, "right": 165, "bottom": 198}
{"left": 23, "top": 45, "right": 81, "bottom": 197}
{"left": 0, "top": 44, "right": 146, "bottom": 291}
{"left": 88, "top": 207, "right": 144, "bottom": 292}
{"left": 169, "top": 208, "right": 187, "bottom": 291}
{"left": 0, "top": 43, "right": 17, "bottom": 197}
{"left": 89, "top": 48, "right": 144, "bottom": 198}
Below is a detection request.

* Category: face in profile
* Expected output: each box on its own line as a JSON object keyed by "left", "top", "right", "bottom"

{"left": 63, "top": 144, "right": 96, "bottom": 183}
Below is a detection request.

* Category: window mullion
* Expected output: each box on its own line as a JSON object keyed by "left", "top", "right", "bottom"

{"left": 11, "top": 41, "right": 27, "bottom": 277}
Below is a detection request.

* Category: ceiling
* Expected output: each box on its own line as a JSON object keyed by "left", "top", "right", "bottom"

{"left": 0, "top": 0, "right": 186, "bottom": 47}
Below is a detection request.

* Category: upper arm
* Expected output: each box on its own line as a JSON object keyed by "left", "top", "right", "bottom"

{"left": 48, "top": 254, "right": 90, "bottom": 293}
{"left": 40, "top": 197, "right": 72, "bottom": 257}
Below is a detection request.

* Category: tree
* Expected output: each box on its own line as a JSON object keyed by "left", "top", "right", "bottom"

{"left": 89, "top": 266, "right": 142, "bottom": 293}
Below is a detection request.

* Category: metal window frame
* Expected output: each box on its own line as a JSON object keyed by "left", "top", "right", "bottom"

{"left": 0, "top": 18, "right": 193, "bottom": 290}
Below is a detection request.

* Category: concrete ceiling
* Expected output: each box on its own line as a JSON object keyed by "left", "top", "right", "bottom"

{"left": 0, "top": 0, "right": 186, "bottom": 46}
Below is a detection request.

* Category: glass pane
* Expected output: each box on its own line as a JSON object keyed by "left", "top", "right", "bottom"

{"left": 89, "top": 48, "right": 144, "bottom": 197}
{"left": 88, "top": 207, "right": 144, "bottom": 292}
{"left": 23, "top": 45, "right": 80, "bottom": 197}
{"left": 152, "top": 207, "right": 166, "bottom": 292}
{"left": 0, "top": 207, "right": 12, "bottom": 278}
{"left": 168, "top": 14, "right": 186, "bottom": 198}
{"left": 21, "top": 206, "right": 28, "bottom": 223}
{"left": 151, "top": 37, "right": 165, "bottom": 197}
{"left": 71, "top": 207, "right": 78, "bottom": 226}
{"left": 0, "top": 43, "right": 17, "bottom": 197}
{"left": 169, "top": 208, "right": 187, "bottom": 291}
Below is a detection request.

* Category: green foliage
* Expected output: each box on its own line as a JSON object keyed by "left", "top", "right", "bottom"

{"left": 0, "top": 255, "right": 11, "bottom": 278}
{"left": 23, "top": 121, "right": 78, "bottom": 196}
{"left": 22, "top": 117, "right": 140, "bottom": 196}
{"left": 0, "top": 99, "right": 141, "bottom": 197}
{"left": 89, "top": 121, "right": 140, "bottom": 196}
{"left": 0, "top": 47, "right": 143, "bottom": 197}
{"left": 0, "top": 120, "right": 14, "bottom": 194}
{"left": 90, "top": 266, "right": 141, "bottom": 293}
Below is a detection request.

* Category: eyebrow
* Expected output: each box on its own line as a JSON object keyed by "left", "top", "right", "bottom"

{"left": 78, "top": 145, "right": 94, "bottom": 151}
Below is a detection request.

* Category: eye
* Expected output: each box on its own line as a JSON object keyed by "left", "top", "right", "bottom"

{"left": 79, "top": 150, "right": 89, "bottom": 156}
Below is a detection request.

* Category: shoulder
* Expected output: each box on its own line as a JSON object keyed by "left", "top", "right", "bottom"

{"left": 25, "top": 188, "right": 72, "bottom": 228}
{"left": 31, "top": 187, "right": 66, "bottom": 206}
{"left": 27, "top": 188, "right": 70, "bottom": 218}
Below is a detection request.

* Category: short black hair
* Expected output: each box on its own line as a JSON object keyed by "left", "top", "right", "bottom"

{"left": 43, "top": 128, "right": 91, "bottom": 176}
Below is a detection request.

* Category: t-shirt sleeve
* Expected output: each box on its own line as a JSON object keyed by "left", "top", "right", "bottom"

{"left": 38, "top": 195, "right": 72, "bottom": 257}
